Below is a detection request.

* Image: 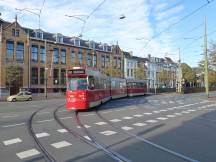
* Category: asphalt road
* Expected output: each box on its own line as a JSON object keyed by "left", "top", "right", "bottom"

{"left": 0, "top": 93, "right": 216, "bottom": 162}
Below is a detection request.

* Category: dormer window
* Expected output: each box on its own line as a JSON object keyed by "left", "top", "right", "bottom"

{"left": 34, "top": 29, "right": 43, "bottom": 39}
{"left": 55, "top": 33, "right": 63, "bottom": 43}
{"left": 103, "top": 43, "right": 108, "bottom": 51}
{"left": 12, "top": 28, "right": 19, "bottom": 37}
{"left": 90, "top": 41, "right": 95, "bottom": 49}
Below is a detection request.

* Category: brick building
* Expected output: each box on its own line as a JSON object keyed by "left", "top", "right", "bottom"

{"left": 0, "top": 18, "right": 124, "bottom": 99}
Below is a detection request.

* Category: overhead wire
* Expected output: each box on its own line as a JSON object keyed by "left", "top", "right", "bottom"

{"left": 142, "top": 0, "right": 215, "bottom": 48}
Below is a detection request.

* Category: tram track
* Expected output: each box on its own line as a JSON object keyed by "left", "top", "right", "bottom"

{"left": 95, "top": 108, "right": 200, "bottom": 162}
{"left": 53, "top": 106, "right": 132, "bottom": 162}
{"left": 27, "top": 103, "right": 64, "bottom": 162}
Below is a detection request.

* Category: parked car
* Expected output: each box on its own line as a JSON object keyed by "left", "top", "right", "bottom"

{"left": 7, "top": 91, "right": 32, "bottom": 102}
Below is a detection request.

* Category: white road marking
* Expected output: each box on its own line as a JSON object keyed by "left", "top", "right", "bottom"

{"left": 143, "top": 113, "right": 152, "bottom": 115}
{"left": 167, "top": 108, "right": 174, "bottom": 110}
{"left": 167, "top": 115, "right": 176, "bottom": 118}
{"left": 182, "top": 111, "right": 190, "bottom": 114}
{"left": 161, "top": 101, "right": 167, "bottom": 104}
{"left": 157, "top": 117, "right": 168, "bottom": 120}
{"left": 60, "top": 116, "right": 73, "bottom": 120}
{"left": 146, "top": 120, "right": 158, "bottom": 123}
{"left": 169, "top": 101, "right": 174, "bottom": 103}
{"left": 2, "top": 123, "right": 25, "bottom": 128}
{"left": 133, "top": 123, "right": 146, "bottom": 127}
{"left": 82, "top": 114, "right": 95, "bottom": 116}
{"left": 123, "top": 116, "right": 133, "bottom": 120}
{"left": 160, "top": 110, "right": 167, "bottom": 112}
{"left": 51, "top": 141, "right": 72, "bottom": 149}
{"left": 121, "top": 126, "right": 133, "bottom": 130}
{"left": 16, "top": 149, "right": 40, "bottom": 159}
{"left": 84, "top": 136, "right": 91, "bottom": 141}
{"left": 100, "top": 130, "right": 117, "bottom": 136}
{"left": 3, "top": 138, "right": 22, "bottom": 146}
{"left": 153, "top": 111, "right": 160, "bottom": 113}
{"left": 134, "top": 114, "right": 143, "bottom": 117}
{"left": 59, "top": 109, "right": 68, "bottom": 112}
{"left": 36, "top": 132, "right": 50, "bottom": 138}
{"left": 2, "top": 114, "right": 19, "bottom": 118}
{"left": 95, "top": 122, "right": 107, "bottom": 125}
{"left": 187, "top": 110, "right": 195, "bottom": 112}
{"left": 174, "top": 113, "right": 182, "bottom": 116}
{"left": 84, "top": 125, "right": 91, "bottom": 128}
{"left": 57, "top": 129, "right": 68, "bottom": 133}
{"left": 115, "top": 109, "right": 123, "bottom": 112}
{"left": 37, "top": 119, "right": 54, "bottom": 123}
{"left": 110, "top": 119, "right": 121, "bottom": 122}
{"left": 102, "top": 111, "right": 113, "bottom": 114}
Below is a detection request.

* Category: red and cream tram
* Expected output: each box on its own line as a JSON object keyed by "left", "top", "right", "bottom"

{"left": 66, "top": 67, "right": 147, "bottom": 110}
{"left": 126, "top": 79, "right": 147, "bottom": 97}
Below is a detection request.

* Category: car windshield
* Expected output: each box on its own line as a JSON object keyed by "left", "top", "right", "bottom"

{"left": 68, "top": 78, "right": 87, "bottom": 90}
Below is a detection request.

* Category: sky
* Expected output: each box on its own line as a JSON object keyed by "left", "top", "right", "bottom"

{"left": 0, "top": 0, "right": 216, "bottom": 67}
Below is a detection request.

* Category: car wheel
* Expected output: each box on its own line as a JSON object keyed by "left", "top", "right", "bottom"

{"left": 12, "top": 98, "right": 17, "bottom": 102}
{"left": 28, "top": 97, "right": 32, "bottom": 101}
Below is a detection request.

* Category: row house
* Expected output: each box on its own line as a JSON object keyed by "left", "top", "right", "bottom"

{"left": 146, "top": 54, "right": 178, "bottom": 88}
{"left": 0, "top": 18, "right": 124, "bottom": 99}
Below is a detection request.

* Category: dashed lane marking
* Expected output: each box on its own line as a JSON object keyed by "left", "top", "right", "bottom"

{"left": 100, "top": 130, "right": 117, "bottom": 136}
{"left": 134, "top": 114, "right": 143, "bottom": 117}
{"left": 153, "top": 111, "right": 160, "bottom": 113}
{"left": 2, "top": 114, "right": 19, "bottom": 118}
{"left": 121, "top": 126, "right": 133, "bottom": 131}
{"left": 16, "top": 149, "right": 40, "bottom": 159}
{"left": 60, "top": 116, "right": 73, "bottom": 120}
{"left": 123, "top": 116, "right": 133, "bottom": 120}
{"left": 181, "top": 111, "right": 190, "bottom": 114}
{"left": 174, "top": 113, "right": 182, "bottom": 116}
{"left": 36, "top": 119, "right": 54, "bottom": 123}
{"left": 110, "top": 119, "right": 121, "bottom": 122}
{"left": 36, "top": 132, "right": 50, "bottom": 138}
{"left": 133, "top": 123, "right": 146, "bottom": 127}
{"left": 57, "top": 129, "right": 68, "bottom": 133}
{"left": 143, "top": 113, "right": 152, "bottom": 115}
{"left": 84, "top": 136, "right": 91, "bottom": 141}
{"left": 167, "top": 115, "right": 176, "bottom": 118}
{"left": 82, "top": 114, "right": 95, "bottom": 117}
{"left": 95, "top": 122, "right": 107, "bottom": 125}
{"left": 2, "top": 123, "right": 25, "bottom": 128}
{"left": 102, "top": 111, "right": 113, "bottom": 114}
{"left": 146, "top": 120, "right": 158, "bottom": 123}
{"left": 51, "top": 141, "right": 72, "bottom": 149}
{"left": 3, "top": 138, "right": 22, "bottom": 146}
{"left": 157, "top": 117, "right": 168, "bottom": 120}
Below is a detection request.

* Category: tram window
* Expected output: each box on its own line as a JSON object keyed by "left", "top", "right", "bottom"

{"left": 88, "top": 76, "right": 95, "bottom": 90}
{"left": 68, "top": 78, "right": 87, "bottom": 90}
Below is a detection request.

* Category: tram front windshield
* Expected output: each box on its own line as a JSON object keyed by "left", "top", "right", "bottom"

{"left": 68, "top": 78, "right": 87, "bottom": 90}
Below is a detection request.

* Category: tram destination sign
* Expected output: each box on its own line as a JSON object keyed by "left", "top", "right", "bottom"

{"left": 69, "top": 69, "right": 85, "bottom": 74}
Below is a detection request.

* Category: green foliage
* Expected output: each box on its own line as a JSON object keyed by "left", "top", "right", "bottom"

{"left": 181, "top": 63, "right": 196, "bottom": 83}
{"left": 5, "top": 65, "right": 21, "bottom": 85}
{"left": 208, "top": 70, "right": 216, "bottom": 86}
{"left": 135, "top": 67, "right": 147, "bottom": 80}
{"left": 158, "top": 70, "right": 170, "bottom": 85}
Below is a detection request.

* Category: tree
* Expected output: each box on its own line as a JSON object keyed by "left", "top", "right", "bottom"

{"left": 5, "top": 65, "right": 22, "bottom": 94}
{"left": 181, "top": 63, "right": 196, "bottom": 86}
{"left": 135, "top": 67, "right": 147, "bottom": 80}
{"left": 103, "top": 58, "right": 122, "bottom": 77}
{"left": 158, "top": 70, "right": 170, "bottom": 87}
{"left": 208, "top": 70, "right": 216, "bottom": 86}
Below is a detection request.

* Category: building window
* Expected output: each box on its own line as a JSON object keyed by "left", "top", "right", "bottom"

{"left": 31, "top": 45, "right": 38, "bottom": 62}
{"left": 40, "top": 46, "right": 45, "bottom": 63}
{"left": 71, "top": 49, "right": 76, "bottom": 63}
{"left": 93, "top": 53, "right": 97, "bottom": 67}
{"left": 12, "top": 29, "right": 19, "bottom": 37}
{"left": 117, "top": 58, "right": 121, "bottom": 69}
{"left": 127, "top": 69, "right": 130, "bottom": 77}
{"left": 31, "top": 67, "right": 38, "bottom": 85}
{"left": 105, "top": 56, "right": 110, "bottom": 67}
{"left": 53, "top": 48, "right": 59, "bottom": 64}
{"left": 16, "top": 42, "right": 24, "bottom": 62}
{"left": 87, "top": 54, "right": 92, "bottom": 67}
{"left": 101, "top": 55, "right": 105, "bottom": 68}
{"left": 61, "top": 49, "right": 66, "bottom": 64}
{"left": 78, "top": 49, "right": 83, "bottom": 65}
{"left": 53, "top": 69, "right": 59, "bottom": 84}
{"left": 36, "top": 32, "right": 43, "bottom": 39}
{"left": 6, "top": 41, "right": 14, "bottom": 60}
{"left": 40, "top": 68, "right": 45, "bottom": 85}
{"left": 75, "top": 39, "right": 80, "bottom": 46}
{"left": 61, "top": 69, "right": 66, "bottom": 85}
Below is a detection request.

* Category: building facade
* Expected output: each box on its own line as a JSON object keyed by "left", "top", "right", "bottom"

{"left": 146, "top": 55, "right": 177, "bottom": 88}
{"left": 0, "top": 18, "right": 124, "bottom": 99}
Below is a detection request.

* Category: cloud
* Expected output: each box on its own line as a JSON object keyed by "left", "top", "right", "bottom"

{"left": 0, "top": 0, "right": 183, "bottom": 61}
